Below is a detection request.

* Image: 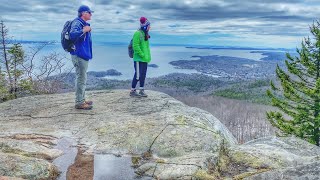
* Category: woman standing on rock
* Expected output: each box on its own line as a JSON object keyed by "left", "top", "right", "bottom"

{"left": 130, "top": 17, "right": 152, "bottom": 97}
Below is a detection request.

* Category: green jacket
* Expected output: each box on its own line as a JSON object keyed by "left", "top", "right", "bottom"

{"left": 133, "top": 30, "right": 151, "bottom": 63}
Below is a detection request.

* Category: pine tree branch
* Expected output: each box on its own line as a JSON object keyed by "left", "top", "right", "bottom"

{"left": 276, "top": 66, "right": 314, "bottom": 105}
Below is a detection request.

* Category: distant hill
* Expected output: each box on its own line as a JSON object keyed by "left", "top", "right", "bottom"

{"left": 186, "top": 45, "right": 293, "bottom": 51}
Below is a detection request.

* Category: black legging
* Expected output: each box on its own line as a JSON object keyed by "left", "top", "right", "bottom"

{"left": 131, "top": 61, "right": 148, "bottom": 89}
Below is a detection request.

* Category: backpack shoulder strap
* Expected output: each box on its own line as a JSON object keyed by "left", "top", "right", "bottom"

{"left": 73, "top": 18, "right": 85, "bottom": 27}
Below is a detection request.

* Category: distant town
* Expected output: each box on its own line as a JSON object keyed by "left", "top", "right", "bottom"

{"left": 169, "top": 51, "right": 289, "bottom": 80}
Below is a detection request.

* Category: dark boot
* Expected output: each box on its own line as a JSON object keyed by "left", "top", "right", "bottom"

{"left": 130, "top": 89, "right": 141, "bottom": 97}
{"left": 139, "top": 89, "right": 148, "bottom": 97}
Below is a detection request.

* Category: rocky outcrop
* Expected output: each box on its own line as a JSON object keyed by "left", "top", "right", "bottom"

{"left": 0, "top": 137, "right": 62, "bottom": 160}
{"left": 0, "top": 90, "right": 237, "bottom": 179}
{"left": 0, "top": 134, "right": 61, "bottom": 179}
{"left": 1, "top": 90, "right": 320, "bottom": 179}
{"left": 0, "top": 152, "right": 58, "bottom": 180}
{"left": 231, "top": 136, "right": 320, "bottom": 169}
{"left": 246, "top": 161, "right": 320, "bottom": 180}
{"left": 214, "top": 136, "right": 320, "bottom": 179}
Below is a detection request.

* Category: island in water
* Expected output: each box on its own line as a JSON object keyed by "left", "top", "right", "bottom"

{"left": 87, "top": 69, "right": 122, "bottom": 77}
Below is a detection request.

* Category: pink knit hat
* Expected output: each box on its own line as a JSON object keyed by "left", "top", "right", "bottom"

{"left": 140, "top": 17, "right": 150, "bottom": 27}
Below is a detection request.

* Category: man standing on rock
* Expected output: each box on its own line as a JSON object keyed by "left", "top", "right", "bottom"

{"left": 70, "top": 5, "right": 94, "bottom": 110}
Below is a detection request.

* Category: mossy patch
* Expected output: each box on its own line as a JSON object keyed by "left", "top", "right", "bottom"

{"left": 233, "top": 168, "right": 270, "bottom": 179}
{"left": 215, "top": 149, "right": 277, "bottom": 179}
{"left": 155, "top": 158, "right": 166, "bottom": 163}
{"left": 0, "top": 143, "right": 25, "bottom": 155}
{"left": 229, "top": 151, "right": 280, "bottom": 169}
{"left": 131, "top": 156, "right": 142, "bottom": 167}
{"left": 96, "top": 126, "right": 108, "bottom": 135}
{"left": 193, "top": 170, "right": 217, "bottom": 180}
{"left": 175, "top": 115, "right": 188, "bottom": 125}
{"left": 202, "top": 143, "right": 273, "bottom": 179}
{"left": 157, "top": 146, "right": 179, "bottom": 157}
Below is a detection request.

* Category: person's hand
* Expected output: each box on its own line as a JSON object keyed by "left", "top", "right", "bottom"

{"left": 83, "top": 26, "right": 91, "bottom": 33}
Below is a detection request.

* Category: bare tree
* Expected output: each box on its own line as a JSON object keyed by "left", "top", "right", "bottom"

{"left": 29, "top": 48, "right": 72, "bottom": 94}
{"left": 20, "top": 41, "right": 72, "bottom": 94}
{"left": 22, "top": 42, "right": 49, "bottom": 79}
{"left": 174, "top": 95, "right": 277, "bottom": 143}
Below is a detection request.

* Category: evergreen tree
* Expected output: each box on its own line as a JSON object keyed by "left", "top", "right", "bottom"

{"left": 0, "top": 72, "right": 8, "bottom": 101}
{"left": 267, "top": 21, "right": 320, "bottom": 146}
{"left": 8, "top": 43, "right": 33, "bottom": 98}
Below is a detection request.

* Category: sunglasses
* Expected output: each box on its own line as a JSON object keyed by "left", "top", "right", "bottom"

{"left": 84, "top": 11, "right": 92, "bottom": 15}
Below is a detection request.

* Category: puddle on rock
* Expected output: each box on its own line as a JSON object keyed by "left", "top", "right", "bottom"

{"left": 52, "top": 137, "right": 78, "bottom": 180}
{"left": 52, "top": 138, "right": 151, "bottom": 180}
{"left": 67, "top": 149, "right": 94, "bottom": 180}
{"left": 94, "top": 154, "right": 152, "bottom": 180}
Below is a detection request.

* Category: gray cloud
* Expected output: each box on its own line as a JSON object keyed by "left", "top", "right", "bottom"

{"left": 0, "top": 0, "right": 319, "bottom": 47}
{"left": 130, "top": 1, "right": 316, "bottom": 21}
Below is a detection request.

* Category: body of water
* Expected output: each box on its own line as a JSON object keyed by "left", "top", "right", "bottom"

{"left": 23, "top": 43, "right": 269, "bottom": 80}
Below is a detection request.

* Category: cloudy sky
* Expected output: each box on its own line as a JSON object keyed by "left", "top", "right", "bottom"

{"left": 1, "top": 0, "right": 320, "bottom": 48}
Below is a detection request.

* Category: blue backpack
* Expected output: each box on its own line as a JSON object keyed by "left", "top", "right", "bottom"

{"left": 128, "top": 30, "right": 143, "bottom": 58}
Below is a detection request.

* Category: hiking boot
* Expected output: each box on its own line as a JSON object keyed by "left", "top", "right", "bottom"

{"left": 139, "top": 89, "right": 148, "bottom": 97}
{"left": 75, "top": 102, "right": 93, "bottom": 110}
{"left": 85, "top": 100, "right": 93, "bottom": 105}
{"left": 130, "top": 90, "right": 141, "bottom": 97}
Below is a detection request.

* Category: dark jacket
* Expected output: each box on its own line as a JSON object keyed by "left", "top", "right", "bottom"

{"left": 69, "top": 17, "right": 92, "bottom": 60}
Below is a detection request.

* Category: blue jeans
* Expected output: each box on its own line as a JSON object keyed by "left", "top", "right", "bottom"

{"left": 131, "top": 61, "right": 148, "bottom": 89}
{"left": 72, "top": 55, "right": 89, "bottom": 105}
